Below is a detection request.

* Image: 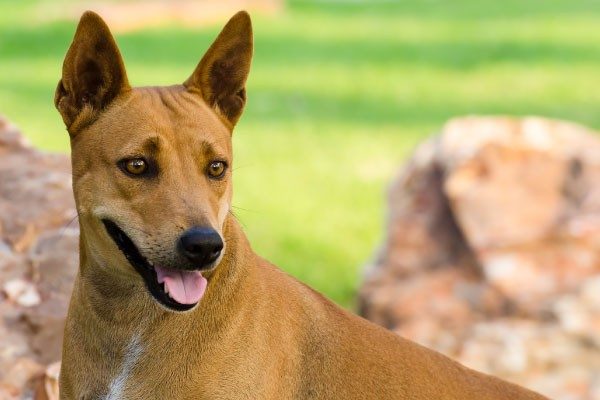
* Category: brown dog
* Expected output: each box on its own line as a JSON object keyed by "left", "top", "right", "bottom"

{"left": 55, "top": 10, "right": 547, "bottom": 400}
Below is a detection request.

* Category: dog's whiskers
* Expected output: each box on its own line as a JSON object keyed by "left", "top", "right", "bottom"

{"left": 231, "top": 163, "right": 253, "bottom": 171}
{"left": 60, "top": 213, "right": 79, "bottom": 231}
{"left": 54, "top": 213, "right": 80, "bottom": 242}
{"left": 228, "top": 210, "right": 248, "bottom": 229}
{"left": 231, "top": 205, "right": 259, "bottom": 214}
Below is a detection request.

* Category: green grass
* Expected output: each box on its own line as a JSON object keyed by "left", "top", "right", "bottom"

{"left": 2, "top": 0, "right": 600, "bottom": 308}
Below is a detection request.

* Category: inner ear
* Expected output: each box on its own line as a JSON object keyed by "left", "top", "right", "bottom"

{"left": 55, "top": 11, "right": 129, "bottom": 134}
{"left": 80, "top": 60, "right": 104, "bottom": 102}
{"left": 184, "top": 11, "right": 253, "bottom": 128}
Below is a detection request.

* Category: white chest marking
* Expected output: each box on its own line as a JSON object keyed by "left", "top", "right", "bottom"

{"left": 105, "top": 333, "right": 143, "bottom": 400}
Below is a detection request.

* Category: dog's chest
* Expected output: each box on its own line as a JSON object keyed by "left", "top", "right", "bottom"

{"left": 102, "top": 333, "right": 144, "bottom": 400}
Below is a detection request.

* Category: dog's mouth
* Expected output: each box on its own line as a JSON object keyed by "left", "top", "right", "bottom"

{"left": 101, "top": 219, "right": 207, "bottom": 312}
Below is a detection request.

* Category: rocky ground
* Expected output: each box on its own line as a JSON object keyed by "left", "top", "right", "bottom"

{"left": 0, "top": 116, "right": 75, "bottom": 399}
{"left": 359, "top": 116, "right": 600, "bottom": 400}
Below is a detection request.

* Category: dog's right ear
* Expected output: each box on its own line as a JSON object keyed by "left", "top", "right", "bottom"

{"left": 55, "top": 11, "right": 130, "bottom": 134}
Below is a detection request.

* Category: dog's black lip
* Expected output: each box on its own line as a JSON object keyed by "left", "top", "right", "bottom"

{"left": 101, "top": 219, "right": 196, "bottom": 312}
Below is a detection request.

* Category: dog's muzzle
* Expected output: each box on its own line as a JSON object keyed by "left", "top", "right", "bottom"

{"left": 101, "top": 219, "right": 223, "bottom": 312}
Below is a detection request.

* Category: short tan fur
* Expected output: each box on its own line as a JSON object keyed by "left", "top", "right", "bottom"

{"left": 56, "top": 11, "right": 548, "bottom": 400}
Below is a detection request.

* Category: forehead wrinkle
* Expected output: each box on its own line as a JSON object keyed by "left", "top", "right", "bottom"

{"left": 144, "top": 136, "right": 160, "bottom": 153}
{"left": 130, "top": 88, "right": 179, "bottom": 145}
{"left": 135, "top": 86, "right": 232, "bottom": 157}
{"left": 119, "top": 136, "right": 160, "bottom": 157}
{"left": 146, "top": 86, "right": 192, "bottom": 120}
{"left": 132, "top": 87, "right": 180, "bottom": 127}
{"left": 199, "top": 139, "right": 227, "bottom": 160}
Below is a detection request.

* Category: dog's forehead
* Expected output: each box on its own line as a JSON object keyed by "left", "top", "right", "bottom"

{"left": 87, "top": 86, "right": 232, "bottom": 154}
{"left": 136, "top": 86, "right": 231, "bottom": 141}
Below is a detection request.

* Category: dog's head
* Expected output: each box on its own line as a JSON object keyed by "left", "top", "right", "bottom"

{"left": 55, "top": 11, "right": 252, "bottom": 312}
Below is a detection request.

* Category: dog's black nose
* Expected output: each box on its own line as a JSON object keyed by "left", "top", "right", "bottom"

{"left": 177, "top": 227, "right": 223, "bottom": 267}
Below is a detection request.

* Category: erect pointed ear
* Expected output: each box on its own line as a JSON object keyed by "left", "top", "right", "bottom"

{"left": 54, "top": 11, "right": 130, "bottom": 134}
{"left": 184, "top": 11, "right": 253, "bottom": 128}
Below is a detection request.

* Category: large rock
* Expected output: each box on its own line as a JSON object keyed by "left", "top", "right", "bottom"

{"left": 359, "top": 117, "right": 600, "bottom": 400}
{"left": 0, "top": 116, "right": 76, "bottom": 399}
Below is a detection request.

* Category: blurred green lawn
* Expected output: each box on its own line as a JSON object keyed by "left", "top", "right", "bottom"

{"left": 2, "top": 0, "right": 600, "bottom": 308}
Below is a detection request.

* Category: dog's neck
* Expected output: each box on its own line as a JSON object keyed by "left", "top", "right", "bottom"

{"left": 71, "top": 215, "right": 255, "bottom": 346}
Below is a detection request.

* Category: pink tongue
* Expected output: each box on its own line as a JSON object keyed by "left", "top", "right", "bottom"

{"left": 155, "top": 266, "right": 207, "bottom": 305}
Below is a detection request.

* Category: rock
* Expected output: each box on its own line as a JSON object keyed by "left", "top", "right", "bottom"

{"left": 0, "top": 117, "right": 74, "bottom": 253}
{"left": 31, "top": 361, "right": 60, "bottom": 400}
{"left": 0, "top": 116, "right": 77, "bottom": 398}
{"left": 441, "top": 118, "right": 600, "bottom": 311}
{"left": 0, "top": 116, "right": 29, "bottom": 150}
{"left": 3, "top": 279, "right": 41, "bottom": 308}
{"left": 581, "top": 276, "right": 600, "bottom": 316}
{"left": 360, "top": 116, "right": 600, "bottom": 400}
{"left": 44, "top": 362, "right": 60, "bottom": 400}
{"left": 2, "top": 358, "right": 44, "bottom": 399}
{"left": 0, "top": 384, "right": 20, "bottom": 400}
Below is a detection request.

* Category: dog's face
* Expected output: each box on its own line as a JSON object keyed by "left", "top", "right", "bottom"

{"left": 55, "top": 11, "right": 252, "bottom": 312}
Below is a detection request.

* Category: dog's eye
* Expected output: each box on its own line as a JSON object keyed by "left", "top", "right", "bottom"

{"left": 122, "top": 158, "right": 148, "bottom": 176}
{"left": 207, "top": 161, "right": 227, "bottom": 179}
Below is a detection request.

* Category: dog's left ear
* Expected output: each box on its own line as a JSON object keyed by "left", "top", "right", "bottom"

{"left": 184, "top": 11, "right": 253, "bottom": 128}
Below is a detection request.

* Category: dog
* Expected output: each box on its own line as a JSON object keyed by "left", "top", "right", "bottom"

{"left": 55, "top": 10, "right": 548, "bottom": 400}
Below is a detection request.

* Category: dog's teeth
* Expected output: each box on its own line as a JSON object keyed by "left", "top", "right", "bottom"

{"left": 148, "top": 261, "right": 154, "bottom": 267}
{"left": 163, "top": 283, "right": 169, "bottom": 294}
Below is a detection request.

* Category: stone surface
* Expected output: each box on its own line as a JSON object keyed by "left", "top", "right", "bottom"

{"left": 3, "top": 279, "right": 41, "bottom": 307}
{"left": 0, "top": 116, "right": 78, "bottom": 398}
{"left": 360, "top": 116, "right": 600, "bottom": 400}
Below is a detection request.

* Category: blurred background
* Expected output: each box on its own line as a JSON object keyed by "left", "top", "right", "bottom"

{"left": 3, "top": 0, "right": 600, "bottom": 307}
{"left": 1, "top": 0, "right": 600, "bottom": 399}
